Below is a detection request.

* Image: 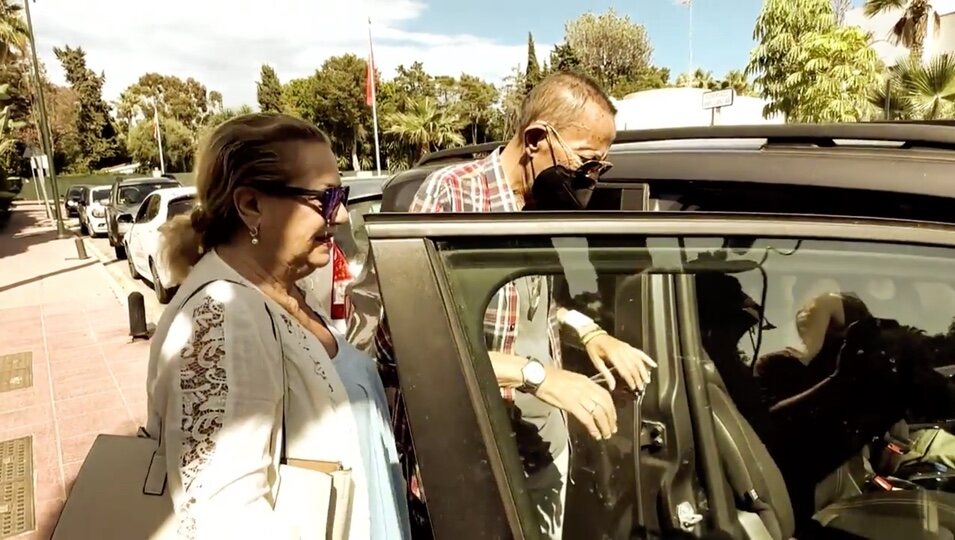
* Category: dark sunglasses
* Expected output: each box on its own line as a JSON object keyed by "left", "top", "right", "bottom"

{"left": 576, "top": 159, "right": 613, "bottom": 178}
{"left": 250, "top": 182, "right": 349, "bottom": 222}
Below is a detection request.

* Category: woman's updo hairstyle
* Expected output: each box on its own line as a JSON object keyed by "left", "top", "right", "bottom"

{"left": 161, "top": 113, "right": 329, "bottom": 283}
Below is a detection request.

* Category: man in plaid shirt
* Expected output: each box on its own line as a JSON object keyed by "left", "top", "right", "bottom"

{"left": 355, "top": 72, "right": 656, "bottom": 538}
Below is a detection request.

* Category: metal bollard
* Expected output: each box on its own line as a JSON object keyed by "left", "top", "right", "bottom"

{"left": 128, "top": 292, "right": 149, "bottom": 340}
{"left": 74, "top": 236, "right": 89, "bottom": 259}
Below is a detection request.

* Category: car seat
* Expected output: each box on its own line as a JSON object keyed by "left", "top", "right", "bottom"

{"left": 695, "top": 273, "right": 955, "bottom": 539}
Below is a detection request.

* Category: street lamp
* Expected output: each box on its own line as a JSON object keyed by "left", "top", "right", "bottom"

{"left": 23, "top": 0, "right": 68, "bottom": 238}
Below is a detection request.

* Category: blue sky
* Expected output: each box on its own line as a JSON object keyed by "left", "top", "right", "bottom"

{"left": 32, "top": 0, "right": 875, "bottom": 107}
{"left": 401, "top": 0, "right": 768, "bottom": 79}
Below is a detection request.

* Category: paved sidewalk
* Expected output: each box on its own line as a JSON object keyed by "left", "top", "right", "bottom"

{"left": 0, "top": 206, "right": 150, "bottom": 539}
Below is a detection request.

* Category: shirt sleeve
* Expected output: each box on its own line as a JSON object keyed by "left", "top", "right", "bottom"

{"left": 165, "top": 285, "right": 294, "bottom": 539}
{"left": 409, "top": 172, "right": 453, "bottom": 213}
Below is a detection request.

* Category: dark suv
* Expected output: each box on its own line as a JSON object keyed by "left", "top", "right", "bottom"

{"left": 349, "top": 122, "right": 955, "bottom": 539}
{"left": 106, "top": 176, "right": 180, "bottom": 259}
{"left": 63, "top": 185, "right": 87, "bottom": 217}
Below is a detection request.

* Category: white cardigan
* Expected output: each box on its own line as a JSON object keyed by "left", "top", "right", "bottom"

{"left": 145, "top": 252, "right": 369, "bottom": 539}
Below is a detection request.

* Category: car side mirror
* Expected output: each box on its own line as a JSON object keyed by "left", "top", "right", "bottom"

{"left": 117, "top": 213, "right": 134, "bottom": 224}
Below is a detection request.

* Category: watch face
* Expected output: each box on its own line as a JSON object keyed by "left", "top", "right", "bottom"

{"left": 524, "top": 360, "right": 546, "bottom": 385}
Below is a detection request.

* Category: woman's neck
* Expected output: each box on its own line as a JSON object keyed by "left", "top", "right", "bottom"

{"left": 215, "top": 242, "right": 308, "bottom": 298}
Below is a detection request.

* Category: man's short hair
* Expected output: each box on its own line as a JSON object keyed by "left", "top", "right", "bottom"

{"left": 517, "top": 71, "right": 617, "bottom": 135}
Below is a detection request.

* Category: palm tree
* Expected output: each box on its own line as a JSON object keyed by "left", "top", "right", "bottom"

{"left": 384, "top": 97, "right": 466, "bottom": 160}
{"left": 864, "top": 0, "right": 940, "bottom": 62}
{"left": 870, "top": 54, "right": 955, "bottom": 119}
{"left": 0, "top": 0, "right": 27, "bottom": 65}
{"left": 675, "top": 69, "right": 720, "bottom": 90}
{"left": 720, "top": 70, "right": 753, "bottom": 96}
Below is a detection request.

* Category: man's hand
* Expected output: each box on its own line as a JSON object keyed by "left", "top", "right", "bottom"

{"left": 535, "top": 369, "right": 617, "bottom": 440}
{"left": 585, "top": 334, "right": 657, "bottom": 392}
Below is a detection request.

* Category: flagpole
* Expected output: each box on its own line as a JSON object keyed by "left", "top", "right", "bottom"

{"left": 688, "top": 0, "right": 694, "bottom": 81}
{"left": 368, "top": 17, "right": 382, "bottom": 176}
{"left": 153, "top": 98, "right": 165, "bottom": 174}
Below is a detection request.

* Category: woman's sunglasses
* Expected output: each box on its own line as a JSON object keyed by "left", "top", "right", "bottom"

{"left": 250, "top": 182, "right": 350, "bottom": 222}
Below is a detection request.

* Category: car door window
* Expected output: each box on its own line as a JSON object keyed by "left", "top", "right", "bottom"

{"left": 136, "top": 195, "right": 158, "bottom": 223}
{"left": 673, "top": 236, "right": 955, "bottom": 538}
{"left": 425, "top": 235, "right": 682, "bottom": 539}
{"left": 166, "top": 197, "right": 195, "bottom": 220}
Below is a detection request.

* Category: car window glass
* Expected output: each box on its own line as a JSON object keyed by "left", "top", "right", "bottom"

{"left": 166, "top": 197, "right": 195, "bottom": 220}
{"left": 145, "top": 194, "right": 163, "bottom": 221}
{"left": 680, "top": 237, "right": 955, "bottom": 535}
{"left": 433, "top": 234, "right": 955, "bottom": 538}
{"left": 91, "top": 188, "right": 110, "bottom": 204}
{"left": 135, "top": 195, "right": 155, "bottom": 223}
{"left": 435, "top": 236, "right": 658, "bottom": 539}
{"left": 119, "top": 182, "right": 176, "bottom": 205}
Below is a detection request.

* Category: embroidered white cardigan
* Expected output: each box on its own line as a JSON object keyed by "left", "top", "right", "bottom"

{"left": 145, "top": 252, "right": 369, "bottom": 539}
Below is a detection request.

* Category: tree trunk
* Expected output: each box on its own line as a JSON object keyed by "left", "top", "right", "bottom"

{"left": 911, "top": 1, "right": 929, "bottom": 63}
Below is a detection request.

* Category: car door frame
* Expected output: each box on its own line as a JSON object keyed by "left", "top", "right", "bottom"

{"left": 368, "top": 211, "right": 955, "bottom": 539}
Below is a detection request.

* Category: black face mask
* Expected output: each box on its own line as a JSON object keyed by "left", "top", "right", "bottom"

{"left": 523, "top": 165, "right": 597, "bottom": 211}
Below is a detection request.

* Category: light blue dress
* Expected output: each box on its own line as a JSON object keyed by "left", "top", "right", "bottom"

{"left": 330, "top": 329, "right": 412, "bottom": 540}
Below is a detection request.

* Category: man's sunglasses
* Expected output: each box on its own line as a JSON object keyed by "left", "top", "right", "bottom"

{"left": 576, "top": 159, "right": 613, "bottom": 179}
{"left": 250, "top": 182, "right": 349, "bottom": 222}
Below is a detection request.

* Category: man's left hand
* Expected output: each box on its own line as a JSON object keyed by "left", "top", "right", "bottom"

{"left": 585, "top": 334, "right": 657, "bottom": 392}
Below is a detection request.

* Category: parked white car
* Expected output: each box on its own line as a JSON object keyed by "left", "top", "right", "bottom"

{"left": 78, "top": 185, "right": 111, "bottom": 237}
{"left": 123, "top": 186, "right": 196, "bottom": 303}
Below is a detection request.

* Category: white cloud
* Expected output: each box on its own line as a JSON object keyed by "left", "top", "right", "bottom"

{"left": 29, "top": 0, "right": 545, "bottom": 109}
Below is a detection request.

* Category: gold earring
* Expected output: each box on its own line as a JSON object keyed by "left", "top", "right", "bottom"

{"left": 249, "top": 225, "right": 259, "bottom": 245}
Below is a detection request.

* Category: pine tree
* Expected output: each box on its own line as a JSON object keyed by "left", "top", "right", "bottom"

{"left": 257, "top": 65, "right": 283, "bottom": 113}
{"left": 524, "top": 32, "right": 541, "bottom": 94}
{"left": 53, "top": 45, "right": 123, "bottom": 170}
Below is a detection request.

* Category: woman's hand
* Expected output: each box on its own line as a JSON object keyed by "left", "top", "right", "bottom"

{"left": 535, "top": 369, "right": 617, "bottom": 440}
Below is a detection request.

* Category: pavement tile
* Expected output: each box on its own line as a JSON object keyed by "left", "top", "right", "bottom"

{"left": 31, "top": 496, "right": 65, "bottom": 540}
{"left": 34, "top": 464, "right": 65, "bottom": 503}
{"left": 0, "top": 404, "right": 53, "bottom": 431}
{"left": 57, "top": 406, "right": 132, "bottom": 441}
{"left": 54, "top": 390, "right": 126, "bottom": 420}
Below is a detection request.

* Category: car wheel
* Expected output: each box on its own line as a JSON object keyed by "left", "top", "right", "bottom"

{"left": 127, "top": 249, "right": 138, "bottom": 279}
{"left": 114, "top": 242, "right": 126, "bottom": 260}
{"left": 151, "top": 261, "right": 172, "bottom": 304}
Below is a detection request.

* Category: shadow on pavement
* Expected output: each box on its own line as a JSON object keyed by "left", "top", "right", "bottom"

{"left": 0, "top": 260, "right": 98, "bottom": 293}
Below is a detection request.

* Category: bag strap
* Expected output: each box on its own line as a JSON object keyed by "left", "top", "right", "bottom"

{"left": 143, "top": 278, "right": 285, "bottom": 496}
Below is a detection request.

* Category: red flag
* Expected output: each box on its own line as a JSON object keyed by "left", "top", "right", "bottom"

{"left": 365, "top": 18, "right": 375, "bottom": 107}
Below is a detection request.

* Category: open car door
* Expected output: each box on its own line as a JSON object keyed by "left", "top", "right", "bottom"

{"left": 368, "top": 211, "right": 955, "bottom": 540}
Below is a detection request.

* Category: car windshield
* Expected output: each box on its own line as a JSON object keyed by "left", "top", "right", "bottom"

{"left": 90, "top": 187, "right": 110, "bottom": 202}
{"left": 166, "top": 196, "right": 195, "bottom": 220}
{"left": 118, "top": 183, "right": 175, "bottom": 205}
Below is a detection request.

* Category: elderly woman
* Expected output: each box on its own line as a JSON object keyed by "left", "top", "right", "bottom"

{"left": 145, "top": 113, "right": 410, "bottom": 539}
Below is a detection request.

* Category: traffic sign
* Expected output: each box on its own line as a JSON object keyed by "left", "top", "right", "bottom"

{"left": 702, "top": 88, "right": 735, "bottom": 110}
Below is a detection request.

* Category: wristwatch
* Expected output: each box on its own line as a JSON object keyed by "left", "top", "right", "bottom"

{"left": 519, "top": 357, "right": 547, "bottom": 394}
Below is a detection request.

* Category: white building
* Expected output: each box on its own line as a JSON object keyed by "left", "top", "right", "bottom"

{"left": 844, "top": 0, "right": 955, "bottom": 66}
{"left": 611, "top": 87, "right": 784, "bottom": 131}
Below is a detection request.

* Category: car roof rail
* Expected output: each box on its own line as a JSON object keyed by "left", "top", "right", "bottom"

{"left": 614, "top": 122, "right": 955, "bottom": 150}
{"left": 415, "top": 141, "right": 502, "bottom": 167}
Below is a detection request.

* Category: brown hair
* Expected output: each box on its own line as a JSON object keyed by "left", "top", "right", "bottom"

{"left": 516, "top": 71, "right": 617, "bottom": 136}
{"left": 161, "top": 113, "right": 330, "bottom": 283}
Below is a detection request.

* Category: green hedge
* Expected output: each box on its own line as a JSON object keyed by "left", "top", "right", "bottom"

{"left": 22, "top": 172, "right": 196, "bottom": 201}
